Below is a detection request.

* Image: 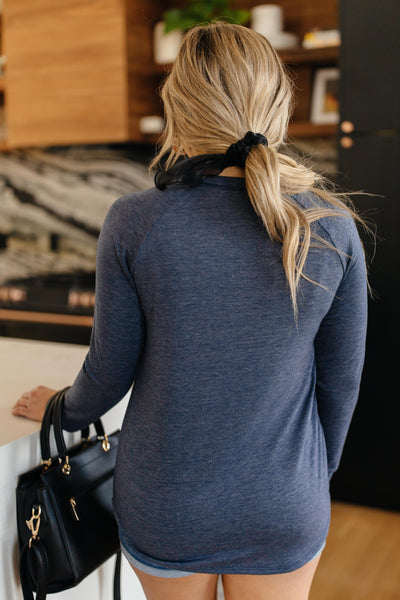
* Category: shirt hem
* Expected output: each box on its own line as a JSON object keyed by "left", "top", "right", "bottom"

{"left": 116, "top": 520, "right": 329, "bottom": 576}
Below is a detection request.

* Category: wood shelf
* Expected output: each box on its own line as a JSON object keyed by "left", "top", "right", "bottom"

{"left": 152, "top": 45, "right": 339, "bottom": 74}
{"left": 0, "top": 77, "right": 6, "bottom": 92}
{"left": 0, "top": 309, "right": 94, "bottom": 328}
{"left": 288, "top": 121, "right": 338, "bottom": 138}
{"left": 136, "top": 121, "right": 338, "bottom": 144}
{"left": 279, "top": 45, "right": 339, "bottom": 65}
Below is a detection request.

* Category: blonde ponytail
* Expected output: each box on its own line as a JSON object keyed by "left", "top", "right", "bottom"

{"left": 245, "top": 146, "right": 309, "bottom": 313}
{"left": 151, "top": 22, "right": 364, "bottom": 314}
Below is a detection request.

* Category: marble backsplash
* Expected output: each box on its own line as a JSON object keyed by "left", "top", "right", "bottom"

{"left": 0, "top": 139, "right": 337, "bottom": 290}
{"left": 0, "top": 145, "right": 154, "bottom": 287}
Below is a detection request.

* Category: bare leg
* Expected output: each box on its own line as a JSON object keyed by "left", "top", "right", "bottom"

{"left": 130, "top": 564, "right": 219, "bottom": 600}
{"left": 222, "top": 552, "right": 322, "bottom": 600}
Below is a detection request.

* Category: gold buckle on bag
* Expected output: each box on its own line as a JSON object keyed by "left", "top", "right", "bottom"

{"left": 26, "top": 506, "right": 41, "bottom": 547}
{"left": 97, "top": 433, "right": 110, "bottom": 452}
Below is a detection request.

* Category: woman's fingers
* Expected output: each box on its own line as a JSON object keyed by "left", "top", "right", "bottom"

{"left": 12, "top": 385, "right": 57, "bottom": 422}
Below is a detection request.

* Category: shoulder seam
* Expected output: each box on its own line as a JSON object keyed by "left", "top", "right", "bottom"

{"left": 131, "top": 188, "right": 188, "bottom": 269}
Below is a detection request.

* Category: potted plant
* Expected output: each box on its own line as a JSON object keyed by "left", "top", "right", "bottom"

{"left": 154, "top": 0, "right": 250, "bottom": 64}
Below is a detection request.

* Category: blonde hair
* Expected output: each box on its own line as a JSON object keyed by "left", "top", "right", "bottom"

{"left": 150, "top": 22, "right": 363, "bottom": 314}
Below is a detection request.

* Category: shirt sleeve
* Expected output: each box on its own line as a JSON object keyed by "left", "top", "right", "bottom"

{"left": 314, "top": 220, "right": 368, "bottom": 479}
{"left": 62, "top": 200, "right": 145, "bottom": 431}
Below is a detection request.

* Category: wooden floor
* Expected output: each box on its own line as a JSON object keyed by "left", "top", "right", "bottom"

{"left": 309, "top": 501, "right": 400, "bottom": 600}
{"left": 215, "top": 501, "right": 400, "bottom": 600}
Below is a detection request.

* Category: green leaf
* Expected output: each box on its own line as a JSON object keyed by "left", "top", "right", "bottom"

{"left": 231, "top": 9, "right": 251, "bottom": 25}
{"left": 189, "top": 2, "right": 214, "bottom": 21}
{"left": 162, "top": 9, "right": 184, "bottom": 33}
{"left": 163, "top": 1, "right": 250, "bottom": 32}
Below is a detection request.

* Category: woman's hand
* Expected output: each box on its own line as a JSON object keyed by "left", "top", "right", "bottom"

{"left": 12, "top": 386, "right": 57, "bottom": 422}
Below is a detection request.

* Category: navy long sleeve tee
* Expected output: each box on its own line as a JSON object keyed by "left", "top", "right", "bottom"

{"left": 62, "top": 176, "right": 367, "bottom": 574}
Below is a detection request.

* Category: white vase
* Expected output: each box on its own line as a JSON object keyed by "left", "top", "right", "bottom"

{"left": 154, "top": 21, "right": 184, "bottom": 64}
{"left": 250, "top": 5, "right": 299, "bottom": 50}
{"left": 250, "top": 5, "right": 283, "bottom": 37}
{"left": 139, "top": 115, "right": 165, "bottom": 135}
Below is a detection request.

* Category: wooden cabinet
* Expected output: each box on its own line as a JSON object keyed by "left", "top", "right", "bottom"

{"left": 0, "top": 12, "right": 6, "bottom": 149}
{"left": 2, "top": 0, "right": 165, "bottom": 147}
{"left": 0, "top": 0, "right": 339, "bottom": 148}
{"left": 339, "top": 0, "right": 399, "bottom": 131}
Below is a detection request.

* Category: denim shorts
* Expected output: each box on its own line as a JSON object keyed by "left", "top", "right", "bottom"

{"left": 121, "top": 540, "right": 326, "bottom": 579}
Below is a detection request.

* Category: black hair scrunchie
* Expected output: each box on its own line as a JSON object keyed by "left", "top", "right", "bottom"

{"left": 155, "top": 131, "right": 269, "bottom": 190}
{"left": 225, "top": 131, "right": 268, "bottom": 169}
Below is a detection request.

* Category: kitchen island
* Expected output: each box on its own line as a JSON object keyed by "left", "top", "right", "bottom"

{"left": 0, "top": 337, "right": 145, "bottom": 600}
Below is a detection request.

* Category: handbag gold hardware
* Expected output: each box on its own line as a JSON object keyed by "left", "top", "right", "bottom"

{"left": 26, "top": 506, "right": 41, "bottom": 548}
{"left": 70, "top": 497, "right": 80, "bottom": 521}
{"left": 97, "top": 434, "right": 111, "bottom": 452}
{"left": 61, "top": 455, "right": 71, "bottom": 475}
{"left": 40, "top": 458, "right": 52, "bottom": 470}
{"left": 102, "top": 434, "right": 110, "bottom": 452}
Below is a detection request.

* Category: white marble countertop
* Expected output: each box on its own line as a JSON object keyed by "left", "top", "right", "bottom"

{"left": 0, "top": 337, "right": 88, "bottom": 447}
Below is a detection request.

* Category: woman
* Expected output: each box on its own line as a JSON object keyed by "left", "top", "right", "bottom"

{"left": 13, "top": 23, "right": 367, "bottom": 600}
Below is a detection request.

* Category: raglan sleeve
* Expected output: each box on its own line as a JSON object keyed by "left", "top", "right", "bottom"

{"left": 61, "top": 198, "right": 145, "bottom": 431}
{"left": 314, "top": 218, "right": 368, "bottom": 479}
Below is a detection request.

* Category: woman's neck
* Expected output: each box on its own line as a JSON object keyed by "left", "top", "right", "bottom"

{"left": 218, "top": 166, "right": 245, "bottom": 178}
{"left": 183, "top": 144, "right": 244, "bottom": 178}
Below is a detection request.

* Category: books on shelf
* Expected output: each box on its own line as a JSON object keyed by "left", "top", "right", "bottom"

{"left": 302, "top": 29, "right": 340, "bottom": 49}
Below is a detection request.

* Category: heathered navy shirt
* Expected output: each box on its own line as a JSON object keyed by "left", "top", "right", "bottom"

{"left": 62, "top": 176, "right": 367, "bottom": 574}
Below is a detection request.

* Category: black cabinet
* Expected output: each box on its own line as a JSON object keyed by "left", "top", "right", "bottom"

{"left": 331, "top": 0, "right": 400, "bottom": 510}
{"left": 339, "top": 0, "right": 400, "bottom": 131}
{"left": 333, "top": 136, "right": 400, "bottom": 510}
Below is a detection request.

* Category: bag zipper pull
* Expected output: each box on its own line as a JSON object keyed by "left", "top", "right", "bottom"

{"left": 70, "top": 497, "right": 79, "bottom": 521}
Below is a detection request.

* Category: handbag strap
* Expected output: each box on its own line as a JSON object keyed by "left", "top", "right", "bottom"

{"left": 19, "top": 540, "right": 49, "bottom": 600}
{"left": 39, "top": 390, "right": 59, "bottom": 462}
{"left": 114, "top": 551, "right": 122, "bottom": 600}
{"left": 39, "top": 388, "right": 70, "bottom": 464}
{"left": 52, "top": 390, "right": 68, "bottom": 458}
{"left": 52, "top": 390, "right": 108, "bottom": 462}
{"left": 19, "top": 539, "right": 121, "bottom": 600}
{"left": 40, "top": 388, "right": 106, "bottom": 466}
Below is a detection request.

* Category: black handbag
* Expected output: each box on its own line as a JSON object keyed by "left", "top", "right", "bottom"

{"left": 16, "top": 387, "right": 122, "bottom": 600}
